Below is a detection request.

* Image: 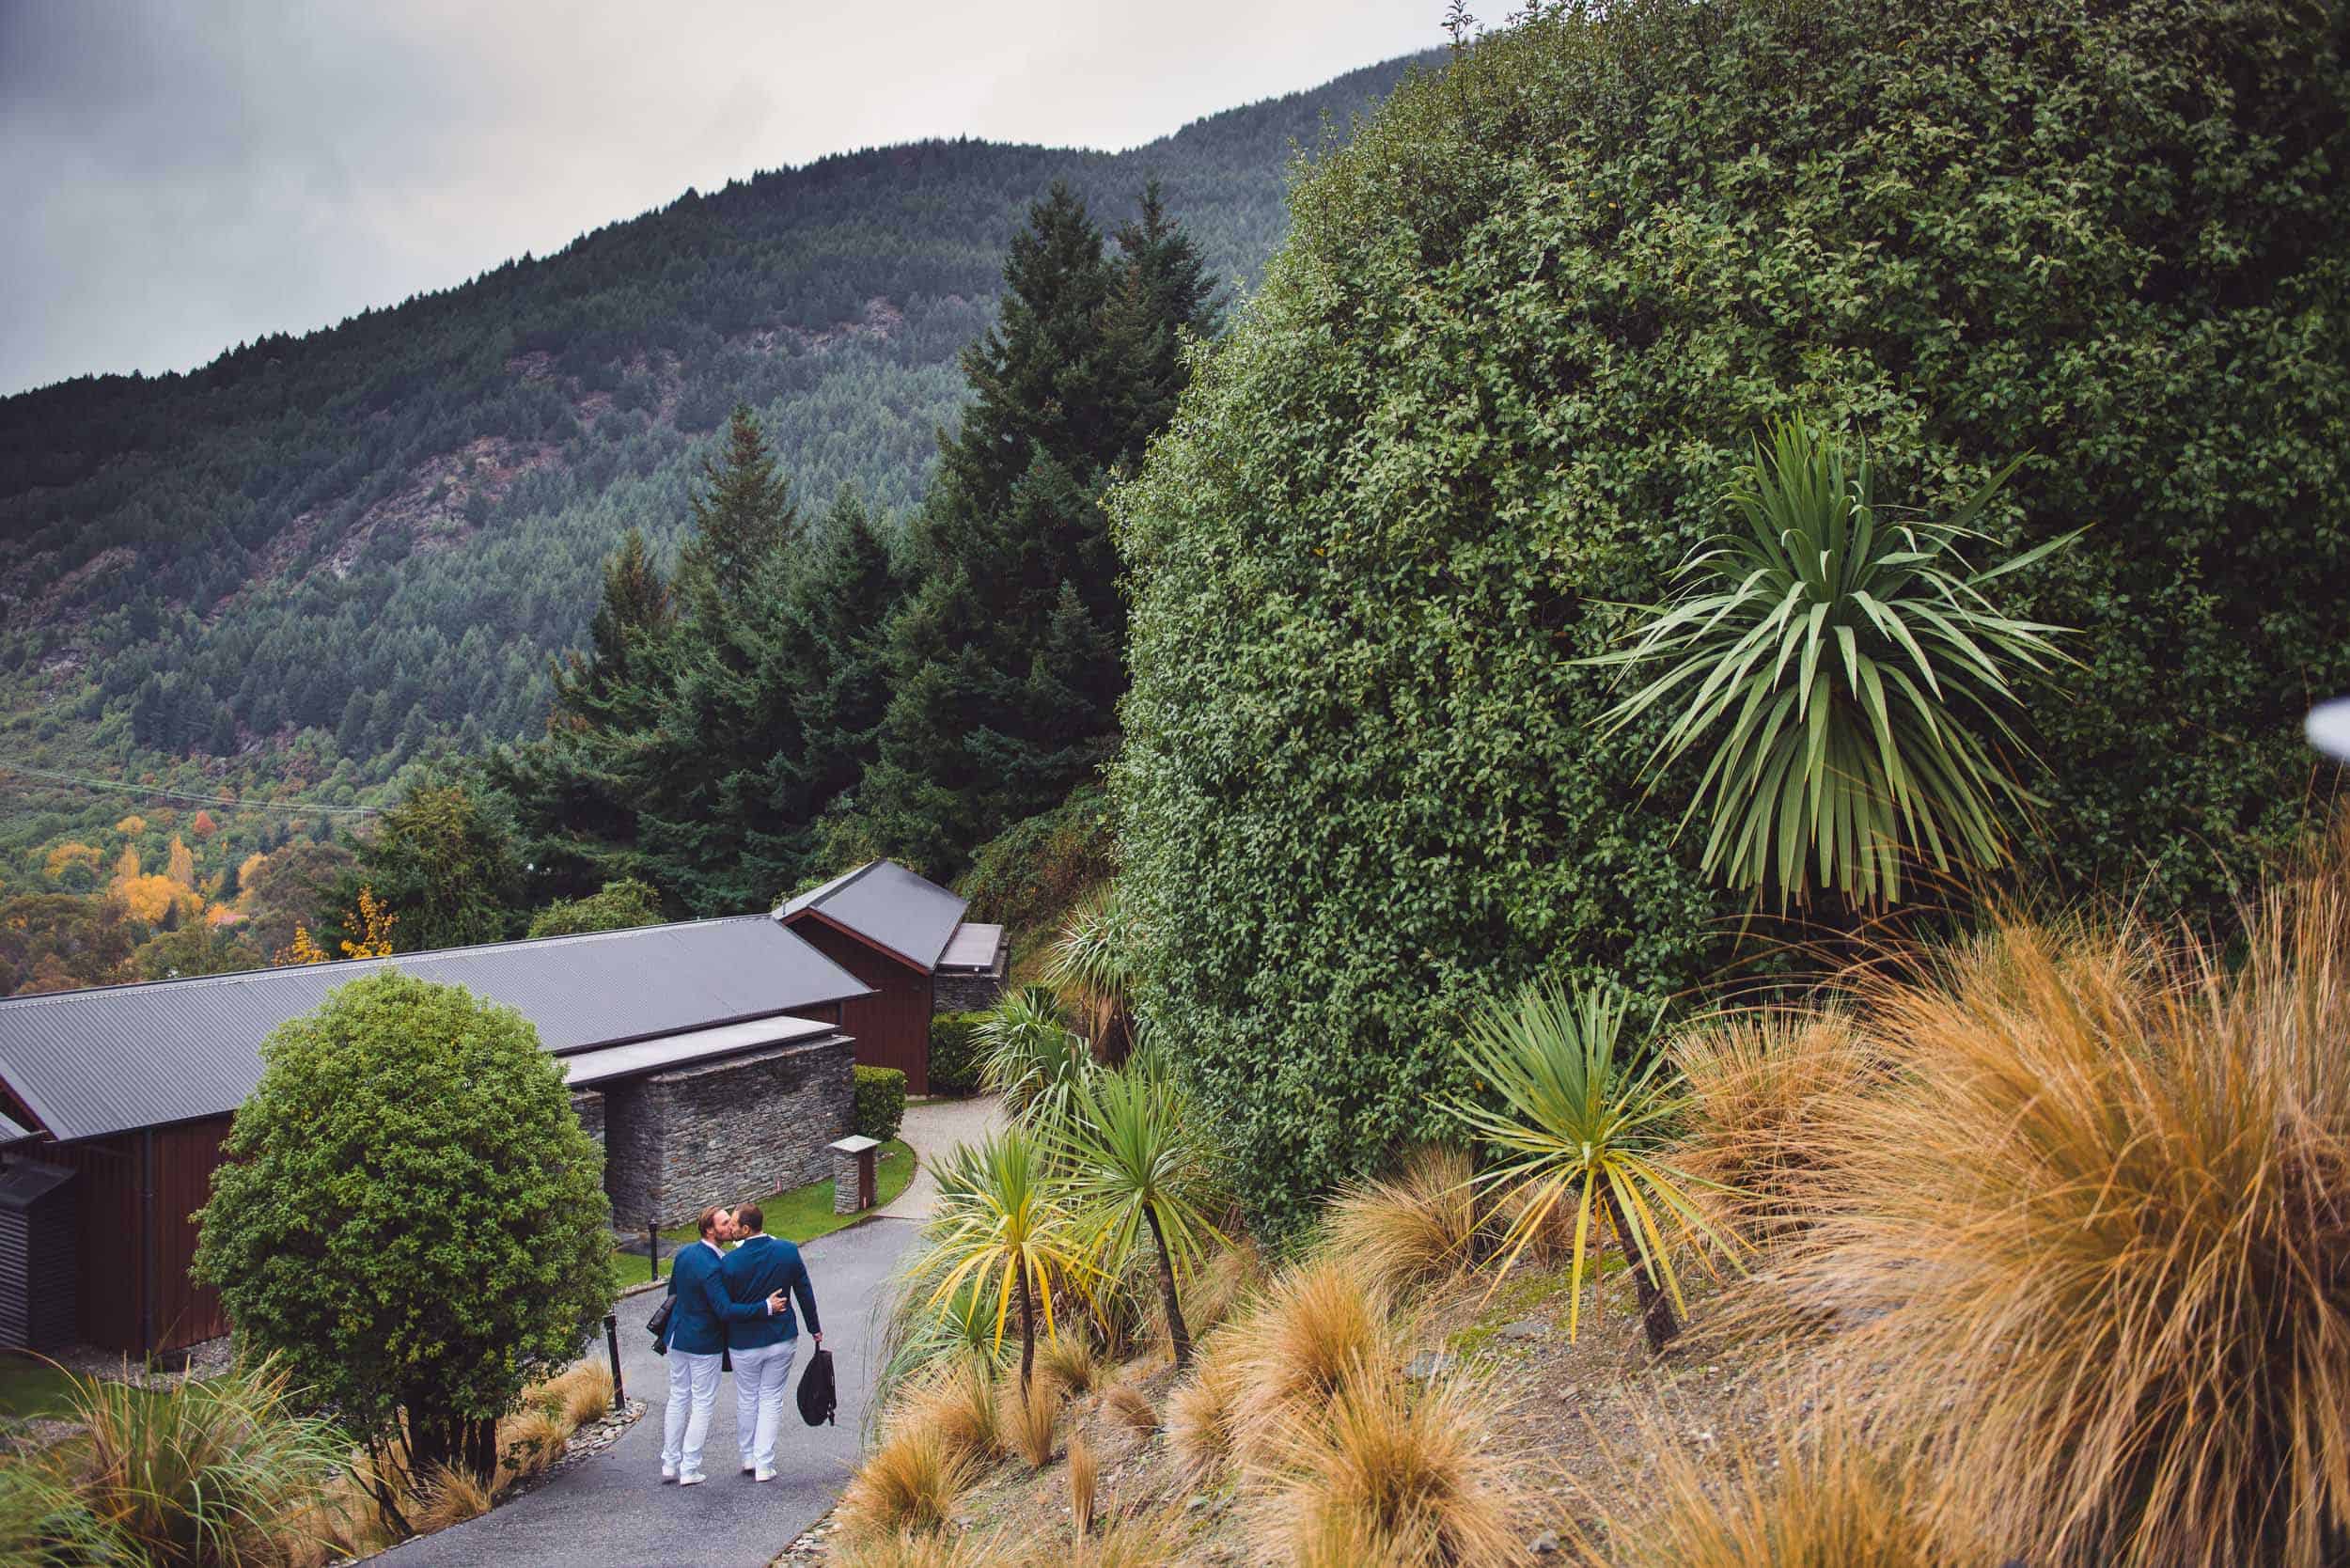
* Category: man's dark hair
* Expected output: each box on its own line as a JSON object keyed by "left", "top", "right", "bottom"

{"left": 733, "top": 1202, "right": 765, "bottom": 1235}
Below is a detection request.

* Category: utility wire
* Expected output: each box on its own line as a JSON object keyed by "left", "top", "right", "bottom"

{"left": 0, "top": 759, "right": 384, "bottom": 816}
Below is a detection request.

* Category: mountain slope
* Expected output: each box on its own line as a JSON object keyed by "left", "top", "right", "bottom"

{"left": 0, "top": 51, "right": 1441, "bottom": 814}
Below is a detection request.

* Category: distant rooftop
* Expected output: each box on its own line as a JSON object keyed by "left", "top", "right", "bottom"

{"left": 0, "top": 916, "right": 870, "bottom": 1145}
{"left": 776, "top": 859, "right": 970, "bottom": 972}
{"left": 937, "top": 923, "right": 1006, "bottom": 974}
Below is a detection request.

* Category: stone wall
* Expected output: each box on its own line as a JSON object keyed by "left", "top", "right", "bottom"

{"left": 602, "top": 1036, "right": 854, "bottom": 1229}
{"left": 933, "top": 969, "right": 1007, "bottom": 1014}
{"left": 570, "top": 1090, "right": 605, "bottom": 1144}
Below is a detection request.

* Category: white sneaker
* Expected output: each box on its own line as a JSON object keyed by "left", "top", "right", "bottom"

{"left": 660, "top": 1463, "right": 677, "bottom": 1482}
{"left": 741, "top": 1463, "right": 756, "bottom": 1475}
{"left": 755, "top": 1467, "right": 776, "bottom": 1483}
{"left": 678, "top": 1472, "right": 707, "bottom": 1488}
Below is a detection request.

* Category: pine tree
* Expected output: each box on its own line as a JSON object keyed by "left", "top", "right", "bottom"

{"left": 552, "top": 528, "right": 672, "bottom": 727}
{"left": 673, "top": 406, "right": 796, "bottom": 613}
{"left": 858, "top": 183, "right": 1217, "bottom": 871}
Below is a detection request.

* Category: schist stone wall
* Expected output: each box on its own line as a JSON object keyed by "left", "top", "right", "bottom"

{"left": 601, "top": 1036, "right": 854, "bottom": 1228}
{"left": 933, "top": 968, "right": 1007, "bottom": 1014}
{"left": 570, "top": 1090, "right": 605, "bottom": 1144}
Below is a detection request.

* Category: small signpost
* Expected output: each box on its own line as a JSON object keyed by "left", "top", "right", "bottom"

{"left": 829, "top": 1135, "right": 882, "bottom": 1215}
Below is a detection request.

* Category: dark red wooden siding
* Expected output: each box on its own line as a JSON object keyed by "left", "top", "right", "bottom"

{"left": 783, "top": 916, "right": 932, "bottom": 1094}
{"left": 46, "top": 1116, "right": 233, "bottom": 1353}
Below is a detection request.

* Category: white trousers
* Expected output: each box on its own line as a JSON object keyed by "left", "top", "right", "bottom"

{"left": 661, "top": 1350, "right": 723, "bottom": 1481}
{"left": 732, "top": 1338, "right": 798, "bottom": 1475}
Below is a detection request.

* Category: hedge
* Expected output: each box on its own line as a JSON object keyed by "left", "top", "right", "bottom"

{"left": 1111, "top": 0, "right": 2350, "bottom": 1235}
{"left": 852, "top": 1065, "right": 907, "bottom": 1143}
{"left": 928, "top": 1011, "right": 989, "bottom": 1098}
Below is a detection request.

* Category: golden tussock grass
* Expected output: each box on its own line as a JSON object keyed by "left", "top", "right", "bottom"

{"left": 1152, "top": 1238, "right": 1261, "bottom": 1346}
{"left": 998, "top": 1377, "right": 1061, "bottom": 1470}
{"left": 1574, "top": 1414, "right": 1967, "bottom": 1568}
{"left": 411, "top": 1461, "right": 494, "bottom": 1533}
{"left": 497, "top": 1406, "right": 567, "bottom": 1486}
{"left": 1226, "top": 1256, "right": 1400, "bottom": 1463}
{"left": 1167, "top": 1324, "right": 1250, "bottom": 1484}
{"left": 894, "top": 1356, "right": 1004, "bottom": 1466}
{"left": 1039, "top": 1330, "right": 1101, "bottom": 1396}
{"left": 1103, "top": 1380, "right": 1158, "bottom": 1437}
{"left": 838, "top": 1424, "right": 979, "bottom": 1543}
{"left": 1251, "top": 1369, "right": 1520, "bottom": 1568}
{"left": 1067, "top": 1427, "right": 1098, "bottom": 1538}
{"left": 532, "top": 1359, "right": 615, "bottom": 1432}
{"left": 1324, "top": 1144, "right": 1483, "bottom": 1294}
{"left": 1074, "top": 1512, "right": 1183, "bottom": 1568}
{"left": 831, "top": 1529, "right": 991, "bottom": 1568}
{"left": 1668, "top": 1007, "right": 1877, "bottom": 1247}
{"left": 1769, "top": 871, "right": 2350, "bottom": 1568}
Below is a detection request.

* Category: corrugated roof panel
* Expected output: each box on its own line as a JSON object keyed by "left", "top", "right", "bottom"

{"left": 776, "top": 859, "right": 968, "bottom": 971}
{"left": 0, "top": 916, "right": 870, "bottom": 1144}
{"left": 938, "top": 923, "right": 1006, "bottom": 973}
{"left": 560, "top": 1016, "right": 839, "bottom": 1087}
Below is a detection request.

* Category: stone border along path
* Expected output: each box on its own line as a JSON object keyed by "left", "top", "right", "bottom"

{"left": 375, "top": 1096, "right": 1002, "bottom": 1568}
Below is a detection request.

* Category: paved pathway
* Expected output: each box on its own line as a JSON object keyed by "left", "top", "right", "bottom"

{"left": 877, "top": 1094, "right": 1003, "bottom": 1221}
{"left": 379, "top": 1099, "right": 1001, "bottom": 1567}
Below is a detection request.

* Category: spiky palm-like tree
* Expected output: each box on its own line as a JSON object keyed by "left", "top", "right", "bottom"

{"left": 1055, "top": 1053, "right": 1227, "bottom": 1369}
{"left": 1590, "top": 417, "right": 2079, "bottom": 908}
{"left": 979, "top": 986, "right": 1095, "bottom": 1123}
{"left": 922, "top": 1128, "right": 1094, "bottom": 1391}
{"left": 1437, "top": 980, "right": 1732, "bottom": 1350}
{"left": 1044, "top": 889, "right": 1140, "bottom": 1058}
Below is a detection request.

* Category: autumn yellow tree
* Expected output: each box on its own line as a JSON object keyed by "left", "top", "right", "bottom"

{"left": 115, "top": 815, "right": 147, "bottom": 837}
{"left": 274, "top": 885, "right": 397, "bottom": 965}
{"left": 166, "top": 836, "right": 196, "bottom": 887}
{"left": 114, "top": 846, "right": 141, "bottom": 884}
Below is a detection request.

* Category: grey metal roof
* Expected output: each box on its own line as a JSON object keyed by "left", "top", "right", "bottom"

{"left": 0, "top": 1112, "right": 30, "bottom": 1145}
{"left": 938, "top": 923, "right": 1006, "bottom": 974}
{"left": 560, "top": 1016, "right": 839, "bottom": 1088}
{"left": 776, "top": 859, "right": 969, "bottom": 971}
{"left": 0, "top": 916, "right": 870, "bottom": 1145}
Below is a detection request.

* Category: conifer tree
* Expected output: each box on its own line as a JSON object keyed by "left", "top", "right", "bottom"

{"left": 674, "top": 406, "right": 796, "bottom": 613}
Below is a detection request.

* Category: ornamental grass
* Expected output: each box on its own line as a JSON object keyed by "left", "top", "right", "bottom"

{"left": 1224, "top": 1257, "right": 1401, "bottom": 1465}
{"left": 1771, "top": 865, "right": 2350, "bottom": 1567}
{"left": 1324, "top": 1145, "right": 1484, "bottom": 1295}
{"left": 1668, "top": 1007, "right": 1877, "bottom": 1247}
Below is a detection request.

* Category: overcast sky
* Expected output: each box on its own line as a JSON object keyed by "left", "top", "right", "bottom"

{"left": 0, "top": 1, "right": 1441, "bottom": 398}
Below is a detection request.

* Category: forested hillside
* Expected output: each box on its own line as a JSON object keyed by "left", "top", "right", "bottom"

{"left": 0, "top": 50, "right": 1434, "bottom": 807}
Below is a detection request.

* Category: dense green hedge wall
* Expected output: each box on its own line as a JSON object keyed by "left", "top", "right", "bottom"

{"left": 928, "top": 1011, "right": 989, "bottom": 1098}
{"left": 852, "top": 1065, "right": 909, "bottom": 1143}
{"left": 1112, "top": 0, "right": 2350, "bottom": 1233}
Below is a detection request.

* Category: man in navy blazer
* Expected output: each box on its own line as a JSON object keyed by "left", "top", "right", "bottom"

{"left": 661, "top": 1206, "right": 789, "bottom": 1486}
{"left": 719, "top": 1200, "right": 821, "bottom": 1482}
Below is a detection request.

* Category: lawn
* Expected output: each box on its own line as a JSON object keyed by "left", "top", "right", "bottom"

{"left": 0, "top": 1351, "right": 83, "bottom": 1423}
{"left": 610, "top": 1137, "right": 915, "bottom": 1289}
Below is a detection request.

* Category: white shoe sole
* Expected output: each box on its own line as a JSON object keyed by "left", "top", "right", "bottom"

{"left": 755, "top": 1470, "right": 776, "bottom": 1483}
{"left": 678, "top": 1475, "right": 707, "bottom": 1487}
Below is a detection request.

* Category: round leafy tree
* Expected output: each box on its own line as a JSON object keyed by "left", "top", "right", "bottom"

{"left": 194, "top": 971, "right": 611, "bottom": 1484}
{"left": 1112, "top": 0, "right": 2350, "bottom": 1231}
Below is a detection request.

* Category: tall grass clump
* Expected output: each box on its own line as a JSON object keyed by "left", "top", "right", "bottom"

{"left": 1324, "top": 1145, "right": 1483, "bottom": 1294}
{"left": 0, "top": 1461, "right": 120, "bottom": 1568}
{"left": 1778, "top": 864, "right": 2350, "bottom": 1567}
{"left": 838, "top": 1425, "right": 978, "bottom": 1544}
{"left": 1227, "top": 1258, "right": 1400, "bottom": 1463}
{"left": 1669, "top": 1009, "right": 1876, "bottom": 1247}
{"left": 1578, "top": 1416, "right": 1965, "bottom": 1568}
{"left": 66, "top": 1357, "right": 349, "bottom": 1567}
{"left": 891, "top": 1357, "right": 1003, "bottom": 1468}
{"left": 1167, "top": 1323, "right": 1252, "bottom": 1483}
{"left": 1256, "top": 1371, "right": 1521, "bottom": 1568}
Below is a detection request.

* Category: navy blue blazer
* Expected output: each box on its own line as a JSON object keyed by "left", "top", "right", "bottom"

{"left": 720, "top": 1233, "right": 820, "bottom": 1349}
{"left": 666, "top": 1240, "right": 772, "bottom": 1356}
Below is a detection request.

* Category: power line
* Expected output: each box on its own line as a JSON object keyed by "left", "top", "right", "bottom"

{"left": 0, "top": 759, "right": 383, "bottom": 816}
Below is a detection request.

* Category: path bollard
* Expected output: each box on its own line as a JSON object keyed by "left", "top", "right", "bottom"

{"left": 603, "top": 1312, "right": 625, "bottom": 1409}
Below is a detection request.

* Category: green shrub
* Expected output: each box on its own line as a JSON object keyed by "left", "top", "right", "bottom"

{"left": 1111, "top": 0, "right": 2350, "bottom": 1233}
{"left": 954, "top": 784, "right": 1115, "bottom": 938}
{"left": 192, "top": 973, "right": 613, "bottom": 1485}
{"left": 929, "top": 1012, "right": 989, "bottom": 1098}
{"left": 854, "top": 1065, "right": 908, "bottom": 1141}
{"left": 525, "top": 877, "right": 664, "bottom": 938}
{"left": 0, "top": 1458, "right": 119, "bottom": 1567}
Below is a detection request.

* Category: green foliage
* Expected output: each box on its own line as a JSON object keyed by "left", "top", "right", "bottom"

{"left": 854, "top": 1065, "right": 909, "bottom": 1143}
{"left": 0, "top": 53, "right": 1431, "bottom": 817}
{"left": 524, "top": 877, "right": 665, "bottom": 938}
{"left": 191, "top": 972, "right": 612, "bottom": 1482}
{"left": 1113, "top": 0, "right": 2350, "bottom": 1234}
{"left": 131, "top": 923, "right": 263, "bottom": 981}
{"left": 927, "top": 1011, "right": 989, "bottom": 1098}
{"left": 953, "top": 783, "right": 1116, "bottom": 941}
{"left": 335, "top": 782, "right": 525, "bottom": 951}
{"left": 0, "top": 893, "right": 142, "bottom": 996}
{"left": 920, "top": 1127, "right": 1094, "bottom": 1390}
{"left": 1590, "top": 417, "right": 2081, "bottom": 908}
{"left": 854, "top": 180, "right": 1222, "bottom": 874}
{"left": 1437, "top": 980, "right": 1729, "bottom": 1347}
{"left": 979, "top": 987, "right": 1093, "bottom": 1123}
{"left": 1053, "top": 1052, "right": 1228, "bottom": 1367}
{"left": 55, "top": 1356, "right": 350, "bottom": 1567}
{"left": 0, "top": 1461, "right": 118, "bottom": 1567}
